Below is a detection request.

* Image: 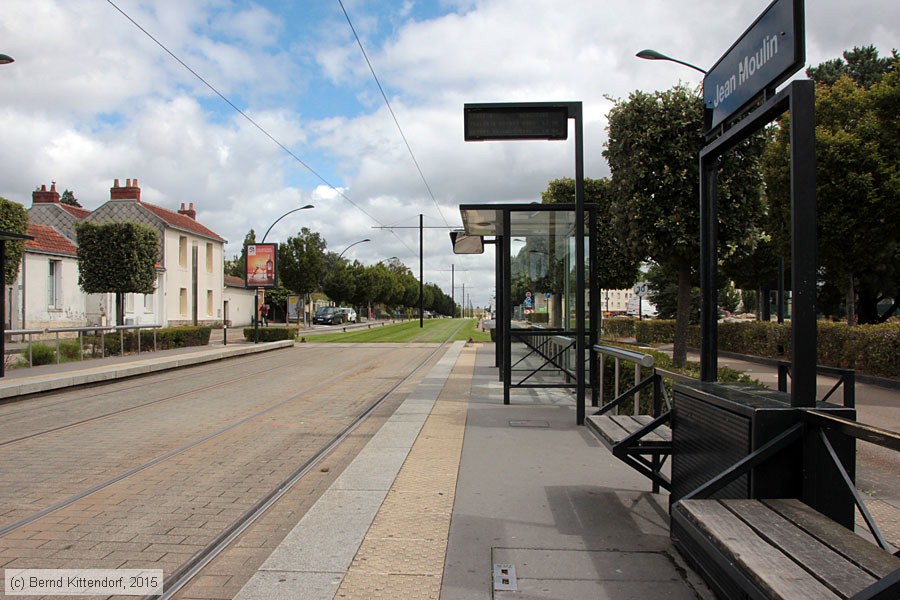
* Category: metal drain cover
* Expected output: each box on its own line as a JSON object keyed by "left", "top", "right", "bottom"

{"left": 509, "top": 420, "right": 549, "bottom": 428}
{"left": 493, "top": 564, "right": 518, "bottom": 591}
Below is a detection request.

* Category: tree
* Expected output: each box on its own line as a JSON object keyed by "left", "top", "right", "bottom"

{"left": 541, "top": 177, "right": 641, "bottom": 290}
{"left": 225, "top": 229, "right": 256, "bottom": 279}
{"left": 604, "top": 85, "right": 765, "bottom": 366}
{"left": 279, "top": 227, "right": 327, "bottom": 296}
{"left": 765, "top": 51, "right": 900, "bottom": 323}
{"left": 76, "top": 221, "right": 158, "bottom": 325}
{"left": 0, "top": 197, "right": 29, "bottom": 285}
{"left": 59, "top": 189, "right": 82, "bottom": 208}
{"left": 806, "top": 45, "right": 897, "bottom": 89}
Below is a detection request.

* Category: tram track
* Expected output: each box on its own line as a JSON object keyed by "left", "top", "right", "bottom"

{"left": 0, "top": 346, "right": 351, "bottom": 447}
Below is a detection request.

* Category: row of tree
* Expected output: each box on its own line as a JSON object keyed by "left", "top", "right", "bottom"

{"left": 541, "top": 46, "right": 898, "bottom": 367}
{"left": 225, "top": 229, "right": 455, "bottom": 319}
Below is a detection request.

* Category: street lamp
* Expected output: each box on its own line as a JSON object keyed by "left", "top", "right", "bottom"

{"left": 0, "top": 54, "right": 14, "bottom": 65}
{"left": 636, "top": 49, "right": 707, "bottom": 75}
{"left": 338, "top": 238, "right": 371, "bottom": 259}
{"left": 261, "top": 204, "right": 314, "bottom": 243}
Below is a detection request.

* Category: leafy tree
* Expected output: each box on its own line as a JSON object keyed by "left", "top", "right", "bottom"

{"left": 225, "top": 229, "right": 256, "bottom": 279}
{"left": 60, "top": 189, "right": 82, "bottom": 208}
{"left": 76, "top": 221, "right": 158, "bottom": 325}
{"left": 0, "top": 197, "right": 29, "bottom": 285}
{"left": 279, "top": 227, "right": 327, "bottom": 296}
{"left": 807, "top": 45, "right": 897, "bottom": 89}
{"left": 604, "top": 85, "right": 765, "bottom": 366}
{"left": 541, "top": 177, "right": 641, "bottom": 290}
{"left": 764, "top": 52, "right": 900, "bottom": 324}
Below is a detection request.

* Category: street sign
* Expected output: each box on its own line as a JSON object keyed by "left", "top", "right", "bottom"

{"left": 464, "top": 103, "right": 570, "bottom": 141}
{"left": 633, "top": 282, "right": 649, "bottom": 297}
{"left": 703, "top": 0, "right": 804, "bottom": 133}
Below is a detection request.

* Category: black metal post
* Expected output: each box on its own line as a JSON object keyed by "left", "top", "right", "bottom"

{"left": 451, "top": 264, "right": 455, "bottom": 317}
{"left": 700, "top": 161, "right": 719, "bottom": 381}
{"left": 573, "top": 102, "right": 586, "bottom": 425}
{"left": 0, "top": 240, "right": 5, "bottom": 378}
{"left": 495, "top": 236, "right": 503, "bottom": 369}
{"left": 589, "top": 207, "right": 600, "bottom": 406}
{"left": 502, "top": 214, "right": 511, "bottom": 404}
{"left": 777, "top": 257, "right": 785, "bottom": 323}
{"left": 419, "top": 213, "right": 424, "bottom": 328}
{"left": 253, "top": 291, "right": 259, "bottom": 343}
{"left": 790, "top": 80, "right": 817, "bottom": 407}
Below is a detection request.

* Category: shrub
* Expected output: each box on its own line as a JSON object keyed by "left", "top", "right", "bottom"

{"left": 635, "top": 319, "right": 678, "bottom": 344}
{"left": 601, "top": 318, "right": 635, "bottom": 339}
{"left": 27, "top": 342, "right": 57, "bottom": 366}
{"left": 242, "top": 326, "right": 297, "bottom": 342}
{"left": 58, "top": 339, "right": 83, "bottom": 361}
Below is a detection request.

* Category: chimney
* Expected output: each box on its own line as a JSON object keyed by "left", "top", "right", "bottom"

{"left": 110, "top": 177, "right": 141, "bottom": 201}
{"left": 178, "top": 201, "right": 196, "bottom": 220}
{"left": 32, "top": 182, "right": 61, "bottom": 204}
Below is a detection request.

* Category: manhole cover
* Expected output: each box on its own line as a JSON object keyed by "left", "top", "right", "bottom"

{"left": 509, "top": 420, "right": 549, "bottom": 428}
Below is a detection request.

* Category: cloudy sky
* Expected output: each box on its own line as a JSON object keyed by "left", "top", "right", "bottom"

{"left": 1, "top": 0, "right": 897, "bottom": 308}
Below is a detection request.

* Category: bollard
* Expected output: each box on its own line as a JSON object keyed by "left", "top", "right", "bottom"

{"left": 223, "top": 324, "right": 228, "bottom": 346}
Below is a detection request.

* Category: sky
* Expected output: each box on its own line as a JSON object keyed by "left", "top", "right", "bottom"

{"left": 1, "top": 0, "right": 898, "bottom": 309}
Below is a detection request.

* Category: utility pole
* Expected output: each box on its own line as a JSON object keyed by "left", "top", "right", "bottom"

{"left": 419, "top": 213, "right": 424, "bottom": 328}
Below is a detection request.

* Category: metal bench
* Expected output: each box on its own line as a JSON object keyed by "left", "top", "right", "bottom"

{"left": 588, "top": 345, "right": 674, "bottom": 492}
{"left": 671, "top": 411, "right": 900, "bottom": 600}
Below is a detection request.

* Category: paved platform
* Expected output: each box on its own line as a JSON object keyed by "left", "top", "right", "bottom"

{"left": 0, "top": 340, "right": 294, "bottom": 400}
{"left": 236, "top": 343, "right": 710, "bottom": 600}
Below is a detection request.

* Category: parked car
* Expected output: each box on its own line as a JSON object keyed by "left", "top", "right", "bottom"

{"left": 337, "top": 307, "right": 357, "bottom": 323}
{"left": 313, "top": 306, "right": 343, "bottom": 325}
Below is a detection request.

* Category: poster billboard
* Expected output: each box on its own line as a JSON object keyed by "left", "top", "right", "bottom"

{"left": 245, "top": 243, "right": 278, "bottom": 288}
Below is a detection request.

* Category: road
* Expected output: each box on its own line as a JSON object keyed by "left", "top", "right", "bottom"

{"left": 0, "top": 343, "right": 447, "bottom": 599}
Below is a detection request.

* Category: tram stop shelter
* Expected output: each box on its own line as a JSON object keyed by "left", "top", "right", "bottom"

{"left": 457, "top": 202, "right": 598, "bottom": 425}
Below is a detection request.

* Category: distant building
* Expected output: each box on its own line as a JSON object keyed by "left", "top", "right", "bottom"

{"left": 20, "top": 179, "right": 227, "bottom": 329}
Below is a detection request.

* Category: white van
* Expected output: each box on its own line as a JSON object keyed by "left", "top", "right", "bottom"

{"left": 338, "top": 307, "right": 357, "bottom": 323}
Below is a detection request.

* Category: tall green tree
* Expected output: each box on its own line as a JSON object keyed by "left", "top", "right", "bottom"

{"left": 60, "top": 189, "right": 82, "bottom": 208}
{"left": 604, "top": 85, "right": 765, "bottom": 366}
{"left": 806, "top": 45, "right": 897, "bottom": 89}
{"left": 765, "top": 51, "right": 899, "bottom": 323}
{"left": 0, "top": 197, "right": 29, "bottom": 285}
{"left": 279, "top": 227, "right": 327, "bottom": 297}
{"left": 541, "top": 177, "right": 640, "bottom": 290}
{"left": 76, "top": 221, "right": 158, "bottom": 325}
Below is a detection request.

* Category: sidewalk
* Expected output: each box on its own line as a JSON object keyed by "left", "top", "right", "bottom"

{"left": 236, "top": 343, "right": 710, "bottom": 599}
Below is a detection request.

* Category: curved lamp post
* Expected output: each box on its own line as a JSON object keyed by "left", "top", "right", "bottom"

{"left": 0, "top": 54, "right": 14, "bottom": 65}
{"left": 636, "top": 49, "right": 707, "bottom": 75}
{"left": 338, "top": 238, "right": 371, "bottom": 259}
{"left": 261, "top": 204, "right": 314, "bottom": 243}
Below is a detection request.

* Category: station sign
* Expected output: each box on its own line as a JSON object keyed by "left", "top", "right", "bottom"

{"left": 703, "top": 0, "right": 805, "bottom": 133}
{"left": 464, "top": 103, "right": 570, "bottom": 141}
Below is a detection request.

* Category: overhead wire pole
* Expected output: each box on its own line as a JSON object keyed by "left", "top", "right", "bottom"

{"left": 373, "top": 217, "right": 462, "bottom": 328}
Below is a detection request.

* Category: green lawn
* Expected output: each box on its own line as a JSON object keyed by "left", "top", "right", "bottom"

{"left": 304, "top": 318, "right": 490, "bottom": 343}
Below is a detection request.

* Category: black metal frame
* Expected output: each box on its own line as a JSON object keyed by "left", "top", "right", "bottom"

{"left": 777, "top": 362, "right": 856, "bottom": 408}
{"left": 700, "top": 80, "right": 818, "bottom": 411}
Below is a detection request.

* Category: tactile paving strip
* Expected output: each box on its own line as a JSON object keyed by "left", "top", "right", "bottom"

{"left": 335, "top": 346, "right": 474, "bottom": 598}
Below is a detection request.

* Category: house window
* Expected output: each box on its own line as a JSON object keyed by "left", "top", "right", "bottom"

{"left": 206, "top": 290, "right": 213, "bottom": 316}
{"left": 179, "top": 288, "right": 188, "bottom": 316}
{"left": 206, "top": 243, "right": 213, "bottom": 272}
{"left": 48, "top": 260, "right": 62, "bottom": 308}
{"left": 144, "top": 292, "right": 154, "bottom": 313}
{"left": 125, "top": 293, "right": 134, "bottom": 313}
{"left": 179, "top": 236, "right": 188, "bottom": 268}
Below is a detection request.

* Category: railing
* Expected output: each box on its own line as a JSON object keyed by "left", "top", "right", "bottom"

{"left": 777, "top": 361, "right": 856, "bottom": 407}
{"left": 511, "top": 328, "right": 579, "bottom": 388}
{"left": 6, "top": 324, "right": 164, "bottom": 368}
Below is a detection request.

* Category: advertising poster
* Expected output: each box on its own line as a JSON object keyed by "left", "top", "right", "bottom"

{"left": 245, "top": 243, "right": 278, "bottom": 288}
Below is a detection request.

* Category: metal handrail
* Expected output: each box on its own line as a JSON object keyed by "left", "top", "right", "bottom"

{"left": 8, "top": 323, "right": 165, "bottom": 367}
{"left": 594, "top": 344, "right": 656, "bottom": 414}
{"left": 776, "top": 361, "right": 856, "bottom": 407}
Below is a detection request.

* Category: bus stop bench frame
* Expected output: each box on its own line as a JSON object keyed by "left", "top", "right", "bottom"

{"left": 671, "top": 412, "right": 900, "bottom": 600}
{"left": 586, "top": 362, "right": 672, "bottom": 493}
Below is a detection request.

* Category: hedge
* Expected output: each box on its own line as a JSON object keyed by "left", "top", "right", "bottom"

{"left": 242, "top": 326, "right": 297, "bottom": 342}
{"left": 601, "top": 318, "right": 635, "bottom": 339}
{"left": 604, "top": 318, "right": 899, "bottom": 378}
{"left": 86, "top": 326, "right": 211, "bottom": 356}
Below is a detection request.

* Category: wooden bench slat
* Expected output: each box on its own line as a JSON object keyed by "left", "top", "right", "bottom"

{"left": 723, "top": 499, "right": 876, "bottom": 598}
{"left": 585, "top": 415, "right": 671, "bottom": 448}
{"left": 677, "top": 499, "right": 842, "bottom": 600}
{"left": 764, "top": 499, "right": 900, "bottom": 579}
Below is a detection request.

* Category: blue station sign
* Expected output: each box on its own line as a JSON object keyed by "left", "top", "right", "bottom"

{"left": 703, "top": 0, "right": 805, "bottom": 133}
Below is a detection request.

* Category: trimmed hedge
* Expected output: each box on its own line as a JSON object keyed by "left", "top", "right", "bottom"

{"left": 604, "top": 318, "right": 899, "bottom": 378}
{"left": 86, "top": 326, "right": 212, "bottom": 356}
{"left": 242, "top": 326, "right": 297, "bottom": 342}
{"left": 601, "top": 318, "right": 635, "bottom": 339}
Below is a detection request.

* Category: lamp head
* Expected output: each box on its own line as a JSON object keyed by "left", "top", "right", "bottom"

{"left": 0, "top": 54, "right": 14, "bottom": 65}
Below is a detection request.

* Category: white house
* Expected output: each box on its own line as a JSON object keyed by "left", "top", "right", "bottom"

{"left": 25, "top": 179, "right": 228, "bottom": 328}
{"left": 223, "top": 275, "right": 256, "bottom": 327}
{"left": 10, "top": 223, "right": 85, "bottom": 330}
